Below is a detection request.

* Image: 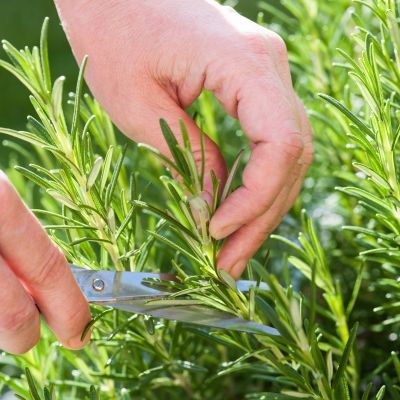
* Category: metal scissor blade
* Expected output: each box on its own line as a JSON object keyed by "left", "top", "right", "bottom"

{"left": 71, "top": 265, "right": 177, "bottom": 302}
{"left": 103, "top": 298, "right": 279, "bottom": 336}
{"left": 71, "top": 265, "right": 278, "bottom": 336}
{"left": 71, "top": 265, "right": 269, "bottom": 302}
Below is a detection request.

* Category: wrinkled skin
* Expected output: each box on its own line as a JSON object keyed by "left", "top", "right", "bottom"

{"left": 0, "top": 0, "right": 312, "bottom": 354}
{"left": 0, "top": 171, "right": 90, "bottom": 354}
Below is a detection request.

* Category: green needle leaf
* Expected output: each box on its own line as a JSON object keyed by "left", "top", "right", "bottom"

{"left": 87, "top": 156, "right": 103, "bottom": 190}
{"left": 218, "top": 269, "right": 238, "bottom": 291}
{"left": 332, "top": 322, "right": 359, "bottom": 389}
{"left": 40, "top": 17, "right": 51, "bottom": 93}
{"left": 71, "top": 55, "right": 88, "bottom": 142}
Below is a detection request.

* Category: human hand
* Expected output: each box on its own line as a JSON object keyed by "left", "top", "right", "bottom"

{"left": 0, "top": 172, "right": 91, "bottom": 354}
{"left": 55, "top": 0, "right": 313, "bottom": 278}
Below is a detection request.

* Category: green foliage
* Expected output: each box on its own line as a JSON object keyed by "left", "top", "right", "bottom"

{"left": 11, "top": 368, "right": 99, "bottom": 400}
{"left": 0, "top": 1, "right": 399, "bottom": 399}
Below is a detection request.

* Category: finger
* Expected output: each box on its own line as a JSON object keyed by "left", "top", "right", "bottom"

{"left": 218, "top": 171, "right": 307, "bottom": 278}
{"left": 0, "top": 172, "right": 91, "bottom": 349}
{"left": 281, "top": 97, "right": 313, "bottom": 209}
{"left": 0, "top": 255, "right": 40, "bottom": 354}
{"left": 217, "top": 183, "right": 292, "bottom": 279}
{"left": 209, "top": 70, "right": 303, "bottom": 239}
{"left": 217, "top": 99, "right": 313, "bottom": 278}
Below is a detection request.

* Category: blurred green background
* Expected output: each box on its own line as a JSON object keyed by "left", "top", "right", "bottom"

{"left": 0, "top": 0, "right": 258, "bottom": 131}
{"left": 0, "top": 0, "right": 74, "bottom": 130}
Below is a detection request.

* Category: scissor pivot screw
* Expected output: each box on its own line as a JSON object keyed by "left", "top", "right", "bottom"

{"left": 92, "top": 278, "right": 105, "bottom": 292}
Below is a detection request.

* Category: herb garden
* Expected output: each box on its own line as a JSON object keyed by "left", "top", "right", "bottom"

{"left": 0, "top": 0, "right": 399, "bottom": 399}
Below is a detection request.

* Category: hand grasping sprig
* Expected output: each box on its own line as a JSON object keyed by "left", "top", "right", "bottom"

{"left": 55, "top": 0, "right": 313, "bottom": 279}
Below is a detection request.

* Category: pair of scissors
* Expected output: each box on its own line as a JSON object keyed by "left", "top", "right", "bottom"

{"left": 71, "top": 265, "right": 278, "bottom": 336}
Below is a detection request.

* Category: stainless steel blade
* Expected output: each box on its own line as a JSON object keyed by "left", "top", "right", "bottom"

{"left": 71, "top": 265, "right": 176, "bottom": 302}
{"left": 99, "top": 298, "right": 279, "bottom": 336}
{"left": 71, "top": 265, "right": 268, "bottom": 302}
{"left": 71, "top": 265, "right": 278, "bottom": 336}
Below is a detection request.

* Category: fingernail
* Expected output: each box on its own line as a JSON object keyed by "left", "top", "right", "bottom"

{"left": 66, "top": 331, "right": 91, "bottom": 350}
{"left": 210, "top": 222, "right": 241, "bottom": 240}
{"left": 229, "top": 260, "right": 247, "bottom": 279}
{"left": 218, "top": 259, "right": 246, "bottom": 280}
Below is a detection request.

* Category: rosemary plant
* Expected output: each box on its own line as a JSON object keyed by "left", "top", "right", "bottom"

{"left": 0, "top": 0, "right": 400, "bottom": 398}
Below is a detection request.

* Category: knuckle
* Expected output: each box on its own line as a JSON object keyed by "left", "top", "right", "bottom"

{"left": 191, "top": 142, "right": 226, "bottom": 180}
{"left": 0, "top": 304, "right": 37, "bottom": 335}
{"left": 7, "top": 331, "right": 40, "bottom": 355}
{"left": 64, "top": 303, "right": 90, "bottom": 332}
{"left": 30, "top": 244, "right": 67, "bottom": 289}
{"left": 242, "top": 30, "right": 288, "bottom": 63}
{"left": 242, "top": 32, "right": 270, "bottom": 58}
{"left": 191, "top": 147, "right": 206, "bottom": 167}
{"left": 9, "top": 339, "right": 38, "bottom": 355}
{"left": 186, "top": 147, "right": 207, "bottom": 180}
{"left": 60, "top": 304, "right": 90, "bottom": 347}
{"left": 268, "top": 32, "right": 288, "bottom": 61}
{"left": 281, "top": 133, "right": 305, "bottom": 163}
{"left": 258, "top": 226, "right": 272, "bottom": 241}
{"left": 304, "top": 143, "right": 314, "bottom": 167}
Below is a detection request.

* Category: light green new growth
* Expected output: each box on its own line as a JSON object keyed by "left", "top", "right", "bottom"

{"left": 1, "top": 0, "right": 400, "bottom": 398}
{"left": 0, "top": 19, "right": 136, "bottom": 271}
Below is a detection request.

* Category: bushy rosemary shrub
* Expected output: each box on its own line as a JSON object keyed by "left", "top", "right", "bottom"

{"left": 0, "top": 1, "right": 399, "bottom": 399}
